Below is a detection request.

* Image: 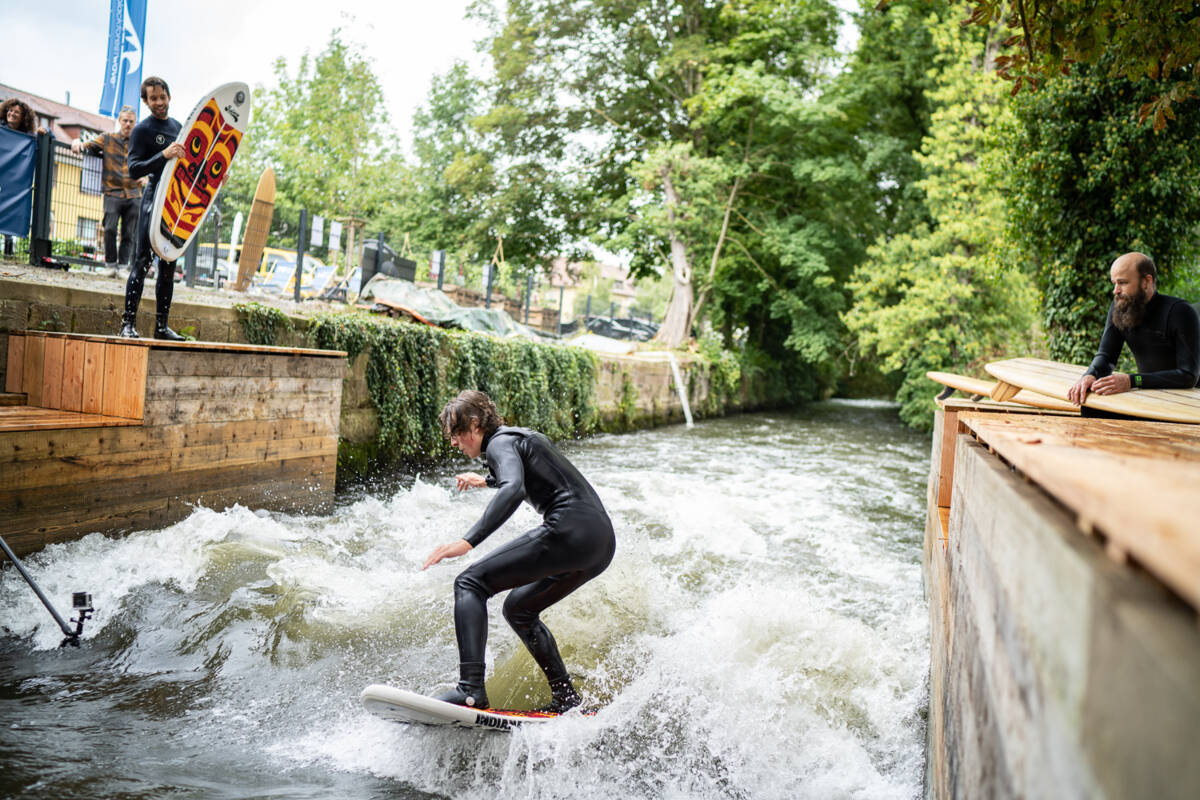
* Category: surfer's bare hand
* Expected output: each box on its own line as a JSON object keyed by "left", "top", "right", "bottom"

{"left": 1067, "top": 374, "right": 1095, "bottom": 404}
{"left": 456, "top": 472, "right": 486, "bottom": 491}
{"left": 163, "top": 142, "right": 185, "bottom": 160}
{"left": 422, "top": 539, "right": 473, "bottom": 570}
{"left": 1091, "top": 372, "right": 1131, "bottom": 395}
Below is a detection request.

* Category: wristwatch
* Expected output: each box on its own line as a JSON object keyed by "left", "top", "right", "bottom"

{"left": 1132, "top": 374, "right": 1143, "bottom": 389}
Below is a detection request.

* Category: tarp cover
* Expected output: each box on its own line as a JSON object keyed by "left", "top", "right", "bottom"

{"left": 361, "top": 276, "right": 549, "bottom": 339}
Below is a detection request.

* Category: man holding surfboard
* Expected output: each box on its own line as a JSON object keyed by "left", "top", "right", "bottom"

{"left": 1068, "top": 252, "right": 1200, "bottom": 403}
{"left": 423, "top": 390, "right": 615, "bottom": 713}
{"left": 119, "top": 76, "right": 185, "bottom": 340}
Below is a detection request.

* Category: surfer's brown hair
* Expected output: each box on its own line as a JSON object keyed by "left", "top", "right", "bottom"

{"left": 439, "top": 390, "right": 503, "bottom": 438}
{"left": 140, "top": 76, "right": 170, "bottom": 100}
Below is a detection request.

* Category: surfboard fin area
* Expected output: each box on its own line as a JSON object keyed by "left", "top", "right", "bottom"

{"left": 360, "top": 684, "right": 568, "bottom": 731}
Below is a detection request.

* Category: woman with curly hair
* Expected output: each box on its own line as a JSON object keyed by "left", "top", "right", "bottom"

{"left": 0, "top": 98, "right": 47, "bottom": 135}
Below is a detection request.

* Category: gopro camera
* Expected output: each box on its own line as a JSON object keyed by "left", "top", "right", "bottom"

{"left": 72, "top": 592, "right": 92, "bottom": 610}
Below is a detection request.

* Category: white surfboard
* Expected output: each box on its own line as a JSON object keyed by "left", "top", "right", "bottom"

{"left": 361, "top": 684, "right": 566, "bottom": 731}
{"left": 149, "top": 82, "right": 251, "bottom": 262}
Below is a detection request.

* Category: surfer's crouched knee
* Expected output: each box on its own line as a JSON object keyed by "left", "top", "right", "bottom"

{"left": 501, "top": 594, "right": 539, "bottom": 632}
{"left": 453, "top": 570, "right": 492, "bottom": 603}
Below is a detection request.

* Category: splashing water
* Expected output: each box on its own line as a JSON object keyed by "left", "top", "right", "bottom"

{"left": 0, "top": 404, "right": 929, "bottom": 799}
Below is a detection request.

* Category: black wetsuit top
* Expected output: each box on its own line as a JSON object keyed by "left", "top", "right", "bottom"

{"left": 128, "top": 115, "right": 181, "bottom": 194}
{"left": 464, "top": 426, "right": 609, "bottom": 547}
{"left": 1085, "top": 292, "right": 1200, "bottom": 389}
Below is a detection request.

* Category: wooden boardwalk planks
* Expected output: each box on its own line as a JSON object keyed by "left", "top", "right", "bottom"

{"left": 0, "top": 331, "right": 346, "bottom": 558}
{"left": 959, "top": 412, "right": 1200, "bottom": 611}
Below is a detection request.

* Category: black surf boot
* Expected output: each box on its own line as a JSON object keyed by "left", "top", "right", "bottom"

{"left": 434, "top": 661, "right": 489, "bottom": 709}
{"left": 154, "top": 313, "right": 186, "bottom": 341}
{"left": 536, "top": 678, "right": 582, "bottom": 714}
{"left": 117, "top": 312, "right": 139, "bottom": 338}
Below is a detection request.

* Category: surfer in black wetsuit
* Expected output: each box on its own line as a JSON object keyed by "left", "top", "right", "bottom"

{"left": 1068, "top": 252, "right": 1200, "bottom": 404}
{"left": 423, "top": 390, "right": 616, "bottom": 713}
{"left": 120, "top": 76, "right": 185, "bottom": 341}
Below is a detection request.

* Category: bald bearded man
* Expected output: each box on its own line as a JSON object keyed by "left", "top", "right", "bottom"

{"left": 1068, "top": 252, "right": 1200, "bottom": 404}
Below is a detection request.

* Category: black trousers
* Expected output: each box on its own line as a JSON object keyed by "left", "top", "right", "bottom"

{"left": 125, "top": 190, "right": 175, "bottom": 320}
{"left": 453, "top": 510, "right": 615, "bottom": 683}
{"left": 102, "top": 194, "right": 140, "bottom": 265}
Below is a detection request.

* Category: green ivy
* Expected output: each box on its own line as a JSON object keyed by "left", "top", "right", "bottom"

{"left": 234, "top": 302, "right": 294, "bottom": 346}
{"left": 306, "top": 312, "right": 599, "bottom": 464}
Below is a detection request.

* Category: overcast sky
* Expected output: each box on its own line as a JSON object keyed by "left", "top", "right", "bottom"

{"left": 2, "top": 0, "right": 859, "bottom": 149}
{"left": 1, "top": 0, "right": 490, "bottom": 150}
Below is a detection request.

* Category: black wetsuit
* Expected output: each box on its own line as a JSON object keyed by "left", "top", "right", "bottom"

{"left": 453, "top": 426, "right": 615, "bottom": 686}
{"left": 1085, "top": 292, "right": 1200, "bottom": 389}
{"left": 125, "top": 114, "right": 182, "bottom": 323}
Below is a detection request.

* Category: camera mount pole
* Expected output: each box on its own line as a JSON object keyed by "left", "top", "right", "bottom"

{"left": 0, "top": 535, "right": 91, "bottom": 647}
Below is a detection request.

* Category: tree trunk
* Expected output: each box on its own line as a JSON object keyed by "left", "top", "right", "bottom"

{"left": 653, "top": 170, "right": 693, "bottom": 348}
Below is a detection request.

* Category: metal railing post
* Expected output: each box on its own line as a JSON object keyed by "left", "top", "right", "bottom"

{"left": 295, "top": 210, "right": 307, "bottom": 303}
{"left": 29, "top": 132, "right": 53, "bottom": 266}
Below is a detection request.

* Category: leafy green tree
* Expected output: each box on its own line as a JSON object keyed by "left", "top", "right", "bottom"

{"left": 964, "top": 0, "right": 1200, "bottom": 128}
{"left": 224, "top": 31, "right": 401, "bottom": 260}
{"left": 845, "top": 7, "right": 1038, "bottom": 428}
{"left": 484, "top": 0, "right": 862, "bottom": 384}
{"left": 1005, "top": 60, "right": 1200, "bottom": 362}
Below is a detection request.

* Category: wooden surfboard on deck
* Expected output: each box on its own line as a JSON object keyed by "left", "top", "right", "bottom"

{"left": 150, "top": 82, "right": 252, "bottom": 263}
{"left": 235, "top": 167, "right": 275, "bottom": 291}
{"left": 926, "top": 371, "right": 1078, "bottom": 413}
{"left": 985, "top": 357, "right": 1200, "bottom": 424}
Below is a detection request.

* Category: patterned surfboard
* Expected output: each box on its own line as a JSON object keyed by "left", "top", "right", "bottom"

{"left": 149, "top": 82, "right": 251, "bottom": 263}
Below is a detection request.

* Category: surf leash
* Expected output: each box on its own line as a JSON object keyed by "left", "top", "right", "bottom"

{"left": 0, "top": 535, "right": 94, "bottom": 647}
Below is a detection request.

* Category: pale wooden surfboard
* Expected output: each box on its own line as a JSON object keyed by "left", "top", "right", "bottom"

{"left": 235, "top": 167, "right": 275, "bottom": 291}
{"left": 984, "top": 358, "right": 1200, "bottom": 424}
{"left": 150, "top": 82, "right": 252, "bottom": 263}
{"left": 926, "top": 370, "right": 1078, "bottom": 413}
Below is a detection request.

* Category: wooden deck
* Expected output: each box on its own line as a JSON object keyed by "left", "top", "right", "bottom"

{"left": 954, "top": 410, "right": 1200, "bottom": 611}
{"left": 1, "top": 331, "right": 346, "bottom": 557}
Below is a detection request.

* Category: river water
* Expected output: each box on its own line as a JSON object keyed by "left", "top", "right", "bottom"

{"left": 0, "top": 402, "right": 929, "bottom": 799}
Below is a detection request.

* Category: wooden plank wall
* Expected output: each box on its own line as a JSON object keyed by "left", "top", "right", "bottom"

{"left": 0, "top": 343, "right": 344, "bottom": 557}
{"left": 5, "top": 332, "right": 147, "bottom": 420}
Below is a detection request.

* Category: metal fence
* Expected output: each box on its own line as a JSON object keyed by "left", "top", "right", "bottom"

{"left": 6, "top": 134, "right": 223, "bottom": 279}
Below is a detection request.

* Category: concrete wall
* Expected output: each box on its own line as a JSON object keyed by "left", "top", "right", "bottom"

{"left": 925, "top": 410, "right": 1200, "bottom": 799}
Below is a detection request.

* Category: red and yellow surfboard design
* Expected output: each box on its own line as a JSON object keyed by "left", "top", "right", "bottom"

{"left": 149, "top": 82, "right": 251, "bottom": 263}
{"left": 158, "top": 100, "right": 241, "bottom": 248}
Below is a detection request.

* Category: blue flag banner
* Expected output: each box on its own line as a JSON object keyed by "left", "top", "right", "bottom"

{"left": 0, "top": 127, "right": 36, "bottom": 237}
{"left": 98, "top": 0, "right": 148, "bottom": 119}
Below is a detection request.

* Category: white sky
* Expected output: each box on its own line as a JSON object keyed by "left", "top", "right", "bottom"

{"left": 0, "top": 0, "right": 490, "bottom": 151}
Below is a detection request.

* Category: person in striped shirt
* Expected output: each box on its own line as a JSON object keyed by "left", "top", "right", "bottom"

{"left": 71, "top": 107, "right": 143, "bottom": 271}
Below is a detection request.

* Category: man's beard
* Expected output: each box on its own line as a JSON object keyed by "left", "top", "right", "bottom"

{"left": 1113, "top": 287, "right": 1149, "bottom": 332}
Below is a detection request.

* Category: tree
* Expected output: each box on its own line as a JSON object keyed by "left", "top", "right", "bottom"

{"left": 483, "top": 0, "right": 851, "bottom": 355}
{"left": 964, "top": 0, "right": 1200, "bottom": 129}
{"left": 224, "top": 31, "right": 401, "bottom": 259}
{"left": 845, "top": 6, "right": 1038, "bottom": 428}
{"left": 1005, "top": 58, "right": 1200, "bottom": 362}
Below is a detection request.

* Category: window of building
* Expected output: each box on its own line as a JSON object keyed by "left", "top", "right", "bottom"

{"left": 77, "top": 217, "right": 99, "bottom": 243}
{"left": 81, "top": 153, "right": 103, "bottom": 195}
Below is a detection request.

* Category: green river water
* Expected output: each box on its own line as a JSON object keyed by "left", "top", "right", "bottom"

{"left": 0, "top": 401, "right": 929, "bottom": 799}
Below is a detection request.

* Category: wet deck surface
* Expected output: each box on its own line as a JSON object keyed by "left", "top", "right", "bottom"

{"left": 958, "top": 411, "right": 1200, "bottom": 610}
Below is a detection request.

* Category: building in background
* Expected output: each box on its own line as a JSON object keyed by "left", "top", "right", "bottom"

{"left": 548, "top": 257, "right": 638, "bottom": 322}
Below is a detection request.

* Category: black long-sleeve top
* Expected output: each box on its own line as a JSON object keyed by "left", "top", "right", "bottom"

{"left": 463, "top": 426, "right": 609, "bottom": 547}
{"left": 1085, "top": 292, "right": 1200, "bottom": 389}
{"left": 127, "top": 115, "right": 181, "bottom": 191}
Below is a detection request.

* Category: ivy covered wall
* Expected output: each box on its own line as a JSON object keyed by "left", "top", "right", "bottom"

{"left": 234, "top": 304, "right": 784, "bottom": 473}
